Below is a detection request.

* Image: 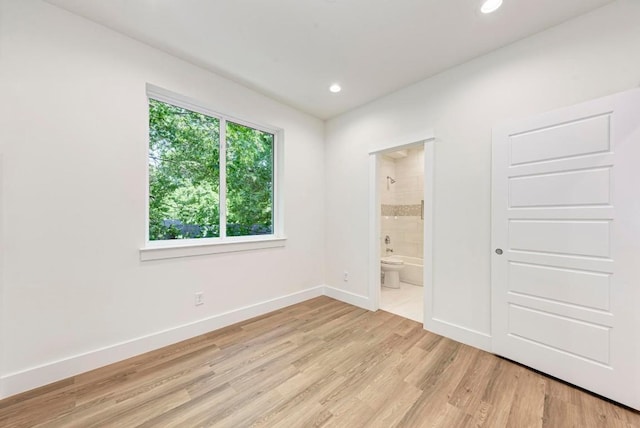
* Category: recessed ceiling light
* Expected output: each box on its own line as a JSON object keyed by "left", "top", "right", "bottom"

{"left": 329, "top": 84, "right": 341, "bottom": 93}
{"left": 481, "top": 0, "right": 503, "bottom": 14}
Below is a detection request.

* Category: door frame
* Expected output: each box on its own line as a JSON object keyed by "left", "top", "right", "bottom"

{"left": 368, "top": 137, "right": 435, "bottom": 327}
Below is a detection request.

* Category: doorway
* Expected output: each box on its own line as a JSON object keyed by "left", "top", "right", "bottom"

{"left": 368, "top": 138, "right": 434, "bottom": 326}
{"left": 378, "top": 146, "right": 424, "bottom": 321}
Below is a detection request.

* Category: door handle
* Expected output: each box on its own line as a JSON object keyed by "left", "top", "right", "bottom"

{"left": 495, "top": 248, "right": 503, "bottom": 255}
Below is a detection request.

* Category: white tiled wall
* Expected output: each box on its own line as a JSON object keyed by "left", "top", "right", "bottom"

{"left": 379, "top": 156, "right": 395, "bottom": 205}
{"left": 380, "top": 147, "right": 424, "bottom": 258}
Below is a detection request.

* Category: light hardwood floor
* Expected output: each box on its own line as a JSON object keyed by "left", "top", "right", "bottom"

{"left": 1, "top": 296, "right": 639, "bottom": 427}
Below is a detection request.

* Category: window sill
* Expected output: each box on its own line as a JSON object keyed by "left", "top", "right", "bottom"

{"left": 139, "top": 236, "right": 287, "bottom": 261}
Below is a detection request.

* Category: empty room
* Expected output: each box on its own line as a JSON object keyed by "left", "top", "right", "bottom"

{"left": 1, "top": 0, "right": 640, "bottom": 426}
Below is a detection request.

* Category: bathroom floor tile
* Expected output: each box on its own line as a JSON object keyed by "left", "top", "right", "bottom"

{"left": 380, "top": 282, "right": 423, "bottom": 322}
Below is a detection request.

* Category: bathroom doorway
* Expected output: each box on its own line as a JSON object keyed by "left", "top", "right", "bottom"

{"left": 368, "top": 138, "right": 434, "bottom": 326}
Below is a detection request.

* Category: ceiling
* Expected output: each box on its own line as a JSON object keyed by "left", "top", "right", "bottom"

{"left": 46, "top": 0, "right": 615, "bottom": 119}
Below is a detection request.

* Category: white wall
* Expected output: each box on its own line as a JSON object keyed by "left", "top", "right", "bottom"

{"left": 0, "top": 0, "right": 325, "bottom": 396}
{"left": 325, "top": 0, "right": 640, "bottom": 349}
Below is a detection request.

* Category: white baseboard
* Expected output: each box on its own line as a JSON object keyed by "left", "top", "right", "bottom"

{"left": 317, "top": 287, "right": 491, "bottom": 354}
{"left": 426, "top": 317, "right": 492, "bottom": 352}
{"left": 323, "top": 285, "right": 373, "bottom": 310}
{"left": 0, "top": 285, "right": 324, "bottom": 399}
{"left": 1, "top": 284, "right": 493, "bottom": 400}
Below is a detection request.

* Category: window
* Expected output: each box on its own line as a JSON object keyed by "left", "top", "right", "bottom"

{"left": 142, "top": 85, "right": 283, "bottom": 259}
{"left": 225, "top": 121, "right": 274, "bottom": 237}
{"left": 148, "top": 99, "right": 221, "bottom": 240}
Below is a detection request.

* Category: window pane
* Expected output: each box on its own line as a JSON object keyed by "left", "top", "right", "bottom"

{"left": 148, "top": 99, "right": 220, "bottom": 240}
{"left": 226, "top": 121, "right": 274, "bottom": 237}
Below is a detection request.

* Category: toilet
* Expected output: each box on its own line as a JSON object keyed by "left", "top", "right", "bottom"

{"left": 381, "top": 256, "right": 405, "bottom": 289}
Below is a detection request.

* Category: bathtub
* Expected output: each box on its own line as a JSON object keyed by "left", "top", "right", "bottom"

{"left": 396, "top": 255, "right": 423, "bottom": 286}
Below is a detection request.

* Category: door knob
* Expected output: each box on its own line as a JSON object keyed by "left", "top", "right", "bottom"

{"left": 495, "top": 248, "right": 503, "bottom": 255}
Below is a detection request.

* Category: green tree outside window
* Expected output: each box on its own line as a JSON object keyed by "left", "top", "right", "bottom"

{"left": 148, "top": 99, "right": 273, "bottom": 241}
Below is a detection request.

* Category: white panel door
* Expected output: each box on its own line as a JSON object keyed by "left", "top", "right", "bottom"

{"left": 492, "top": 89, "right": 640, "bottom": 410}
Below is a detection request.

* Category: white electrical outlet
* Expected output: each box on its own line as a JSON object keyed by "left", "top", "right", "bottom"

{"left": 194, "top": 292, "right": 204, "bottom": 306}
{"left": 343, "top": 271, "right": 349, "bottom": 282}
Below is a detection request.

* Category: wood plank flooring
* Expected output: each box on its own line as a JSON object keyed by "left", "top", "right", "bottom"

{"left": 1, "top": 296, "right": 639, "bottom": 427}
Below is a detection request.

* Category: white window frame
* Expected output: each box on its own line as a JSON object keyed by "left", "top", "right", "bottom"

{"left": 140, "top": 84, "right": 285, "bottom": 261}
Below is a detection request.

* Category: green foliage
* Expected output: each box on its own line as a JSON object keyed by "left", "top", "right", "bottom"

{"left": 148, "top": 99, "right": 273, "bottom": 240}
{"left": 149, "top": 99, "right": 220, "bottom": 240}
{"left": 226, "top": 121, "right": 273, "bottom": 236}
